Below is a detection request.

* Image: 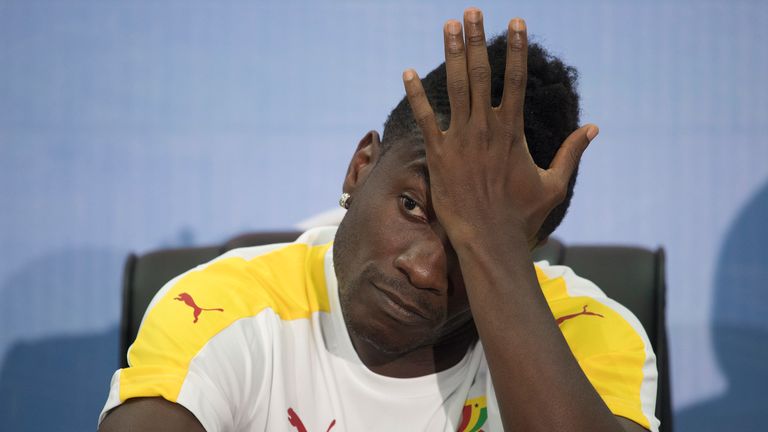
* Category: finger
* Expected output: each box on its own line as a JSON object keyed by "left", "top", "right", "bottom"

{"left": 443, "top": 19, "right": 469, "bottom": 128}
{"left": 500, "top": 18, "right": 528, "bottom": 134}
{"left": 548, "top": 124, "right": 599, "bottom": 190}
{"left": 463, "top": 8, "right": 492, "bottom": 119}
{"left": 403, "top": 69, "right": 442, "bottom": 150}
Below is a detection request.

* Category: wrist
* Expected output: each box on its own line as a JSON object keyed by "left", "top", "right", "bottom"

{"left": 448, "top": 220, "right": 531, "bottom": 258}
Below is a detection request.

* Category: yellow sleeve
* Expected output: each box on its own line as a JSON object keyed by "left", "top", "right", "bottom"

{"left": 120, "top": 242, "right": 331, "bottom": 403}
{"left": 538, "top": 266, "right": 659, "bottom": 431}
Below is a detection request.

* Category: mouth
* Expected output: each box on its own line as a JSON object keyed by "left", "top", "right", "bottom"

{"left": 373, "top": 283, "right": 432, "bottom": 324}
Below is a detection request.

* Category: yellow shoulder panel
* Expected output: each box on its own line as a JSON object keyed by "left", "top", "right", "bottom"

{"left": 537, "top": 265, "right": 652, "bottom": 429}
{"left": 119, "top": 242, "right": 332, "bottom": 403}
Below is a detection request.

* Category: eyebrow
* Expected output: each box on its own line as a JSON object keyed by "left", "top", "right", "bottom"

{"left": 404, "top": 156, "right": 430, "bottom": 187}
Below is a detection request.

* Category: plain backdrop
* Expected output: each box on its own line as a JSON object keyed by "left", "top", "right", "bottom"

{"left": 1, "top": 1, "right": 766, "bottom": 430}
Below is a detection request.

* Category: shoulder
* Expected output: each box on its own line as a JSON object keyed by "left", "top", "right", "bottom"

{"left": 138, "top": 226, "right": 337, "bottom": 334}
{"left": 125, "top": 230, "right": 334, "bottom": 396}
{"left": 131, "top": 227, "right": 337, "bottom": 352}
{"left": 101, "top": 228, "right": 338, "bottom": 431}
{"left": 534, "top": 260, "right": 651, "bottom": 353}
{"left": 535, "top": 261, "right": 660, "bottom": 431}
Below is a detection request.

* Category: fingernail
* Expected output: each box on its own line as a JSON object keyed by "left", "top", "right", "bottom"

{"left": 403, "top": 69, "right": 415, "bottom": 81}
{"left": 466, "top": 8, "right": 482, "bottom": 24}
{"left": 512, "top": 18, "right": 526, "bottom": 32}
{"left": 446, "top": 20, "right": 461, "bottom": 35}
{"left": 586, "top": 125, "right": 599, "bottom": 141}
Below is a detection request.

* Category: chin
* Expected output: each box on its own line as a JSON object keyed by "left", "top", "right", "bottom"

{"left": 345, "top": 300, "right": 437, "bottom": 357}
{"left": 348, "top": 318, "right": 425, "bottom": 357}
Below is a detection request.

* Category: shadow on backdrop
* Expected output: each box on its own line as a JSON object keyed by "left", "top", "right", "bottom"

{"left": 0, "top": 326, "right": 118, "bottom": 431}
{"left": 0, "top": 248, "right": 125, "bottom": 432}
{"left": 676, "top": 180, "right": 768, "bottom": 431}
{"left": 0, "top": 230, "right": 203, "bottom": 431}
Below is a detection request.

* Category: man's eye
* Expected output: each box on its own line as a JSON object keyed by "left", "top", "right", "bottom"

{"left": 400, "top": 195, "right": 427, "bottom": 220}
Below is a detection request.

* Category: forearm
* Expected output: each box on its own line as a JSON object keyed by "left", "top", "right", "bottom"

{"left": 454, "top": 231, "right": 623, "bottom": 432}
{"left": 399, "top": 6, "right": 623, "bottom": 430}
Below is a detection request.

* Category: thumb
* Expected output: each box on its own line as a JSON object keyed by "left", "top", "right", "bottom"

{"left": 548, "top": 124, "right": 598, "bottom": 183}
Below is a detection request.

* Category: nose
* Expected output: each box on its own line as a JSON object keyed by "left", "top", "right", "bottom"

{"left": 393, "top": 232, "right": 448, "bottom": 293}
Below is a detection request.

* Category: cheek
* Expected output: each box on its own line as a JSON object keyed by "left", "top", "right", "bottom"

{"left": 339, "top": 276, "right": 369, "bottom": 325}
{"left": 349, "top": 196, "right": 407, "bottom": 253}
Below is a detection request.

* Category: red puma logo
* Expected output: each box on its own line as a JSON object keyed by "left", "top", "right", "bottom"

{"left": 174, "top": 292, "right": 223, "bottom": 323}
{"left": 287, "top": 408, "right": 336, "bottom": 432}
{"left": 556, "top": 305, "right": 604, "bottom": 325}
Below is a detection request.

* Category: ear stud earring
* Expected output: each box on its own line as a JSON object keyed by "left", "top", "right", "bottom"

{"left": 339, "top": 193, "right": 351, "bottom": 209}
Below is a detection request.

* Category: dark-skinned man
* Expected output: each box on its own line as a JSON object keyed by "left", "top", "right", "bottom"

{"left": 99, "top": 8, "right": 659, "bottom": 432}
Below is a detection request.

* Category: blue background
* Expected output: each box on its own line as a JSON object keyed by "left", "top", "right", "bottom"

{"left": 1, "top": 0, "right": 766, "bottom": 430}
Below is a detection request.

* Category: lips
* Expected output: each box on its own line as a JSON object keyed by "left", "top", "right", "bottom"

{"left": 373, "top": 283, "right": 432, "bottom": 324}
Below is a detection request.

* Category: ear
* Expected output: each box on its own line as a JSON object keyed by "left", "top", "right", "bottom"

{"left": 342, "top": 130, "right": 382, "bottom": 194}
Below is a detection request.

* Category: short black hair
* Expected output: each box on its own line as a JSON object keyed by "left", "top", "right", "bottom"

{"left": 381, "top": 33, "right": 581, "bottom": 243}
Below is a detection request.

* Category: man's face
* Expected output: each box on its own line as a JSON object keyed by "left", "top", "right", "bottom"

{"left": 333, "top": 138, "right": 474, "bottom": 357}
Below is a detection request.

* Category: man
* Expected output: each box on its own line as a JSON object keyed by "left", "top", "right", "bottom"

{"left": 99, "top": 8, "right": 659, "bottom": 432}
